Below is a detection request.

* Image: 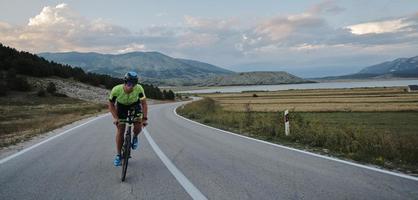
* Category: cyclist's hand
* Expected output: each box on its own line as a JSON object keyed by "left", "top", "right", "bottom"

{"left": 113, "top": 118, "right": 119, "bottom": 126}
{"left": 142, "top": 117, "right": 148, "bottom": 127}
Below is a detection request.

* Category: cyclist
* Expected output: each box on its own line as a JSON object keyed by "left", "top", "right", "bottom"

{"left": 108, "top": 71, "right": 148, "bottom": 166}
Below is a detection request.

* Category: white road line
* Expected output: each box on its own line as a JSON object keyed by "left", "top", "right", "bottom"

{"left": 143, "top": 128, "right": 208, "bottom": 200}
{"left": 173, "top": 105, "right": 418, "bottom": 182}
{"left": 0, "top": 114, "right": 109, "bottom": 165}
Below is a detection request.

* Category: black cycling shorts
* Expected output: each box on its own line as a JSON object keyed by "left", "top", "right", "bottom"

{"left": 116, "top": 102, "right": 143, "bottom": 123}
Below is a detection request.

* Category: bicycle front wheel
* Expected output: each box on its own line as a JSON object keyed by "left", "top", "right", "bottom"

{"left": 121, "top": 135, "right": 131, "bottom": 181}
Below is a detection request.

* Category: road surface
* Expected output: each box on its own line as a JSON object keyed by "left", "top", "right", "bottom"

{"left": 1, "top": 102, "right": 417, "bottom": 199}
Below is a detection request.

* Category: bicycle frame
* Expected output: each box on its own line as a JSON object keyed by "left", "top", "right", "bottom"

{"left": 121, "top": 109, "right": 136, "bottom": 182}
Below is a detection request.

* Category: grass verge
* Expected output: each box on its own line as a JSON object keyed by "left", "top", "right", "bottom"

{"left": 177, "top": 98, "right": 418, "bottom": 175}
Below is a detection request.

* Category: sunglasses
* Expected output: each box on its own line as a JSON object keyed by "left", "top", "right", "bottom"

{"left": 126, "top": 82, "right": 136, "bottom": 87}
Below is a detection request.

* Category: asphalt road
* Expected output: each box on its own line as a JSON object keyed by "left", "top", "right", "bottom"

{"left": 1, "top": 102, "right": 417, "bottom": 200}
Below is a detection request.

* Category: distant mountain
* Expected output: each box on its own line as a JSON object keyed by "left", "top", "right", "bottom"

{"left": 317, "top": 56, "right": 418, "bottom": 80}
{"left": 358, "top": 56, "right": 418, "bottom": 76}
{"left": 38, "top": 52, "right": 234, "bottom": 86}
{"left": 201, "top": 71, "right": 313, "bottom": 86}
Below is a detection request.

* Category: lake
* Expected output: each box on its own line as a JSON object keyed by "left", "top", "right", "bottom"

{"left": 180, "top": 79, "right": 418, "bottom": 93}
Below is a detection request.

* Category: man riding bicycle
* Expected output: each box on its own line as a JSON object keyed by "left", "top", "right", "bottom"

{"left": 108, "top": 71, "right": 148, "bottom": 166}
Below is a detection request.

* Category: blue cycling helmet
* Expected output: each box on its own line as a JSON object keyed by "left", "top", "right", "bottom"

{"left": 124, "top": 71, "right": 138, "bottom": 85}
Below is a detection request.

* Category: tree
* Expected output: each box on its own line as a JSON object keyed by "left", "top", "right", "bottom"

{"left": 46, "top": 82, "right": 57, "bottom": 94}
{"left": 162, "top": 90, "right": 168, "bottom": 99}
{"left": 12, "top": 77, "right": 31, "bottom": 91}
{"left": 166, "top": 90, "right": 175, "bottom": 100}
{"left": 37, "top": 87, "right": 46, "bottom": 97}
{"left": 0, "top": 76, "right": 8, "bottom": 96}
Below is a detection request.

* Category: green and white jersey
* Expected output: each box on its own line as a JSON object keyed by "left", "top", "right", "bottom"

{"left": 108, "top": 84, "right": 146, "bottom": 106}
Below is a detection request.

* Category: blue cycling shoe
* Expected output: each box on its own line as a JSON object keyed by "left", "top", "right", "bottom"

{"left": 114, "top": 154, "right": 122, "bottom": 166}
{"left": 132, "top": 136, "right": 139, "bottom": 150}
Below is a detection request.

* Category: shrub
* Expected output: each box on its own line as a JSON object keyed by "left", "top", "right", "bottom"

{"left": 0, "top": 81, "right": 8, "bottom": 96}
{"left": 46, "top": 82, "right": 56, "bottom": 93}
{"left": 9, "top": 76, "right": 31, "bottom": 91}
{"left": 53, "top": 93, "right": 67, "bottom": 97}
{"left": 37, "top": 88, "right": 46, "bottom": 97}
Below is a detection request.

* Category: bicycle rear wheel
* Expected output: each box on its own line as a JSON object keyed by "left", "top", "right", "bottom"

{"left": 121, "top": 134, "right": 131, "bottom": 181}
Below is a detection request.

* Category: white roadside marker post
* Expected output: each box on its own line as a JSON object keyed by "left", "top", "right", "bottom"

{"left": 284, "top": 110, "right": 290, "bottom": 136}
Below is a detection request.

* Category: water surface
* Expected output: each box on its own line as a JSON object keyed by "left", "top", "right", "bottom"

{"left": 180, "top": 79, "right": 418, "bottom": 93}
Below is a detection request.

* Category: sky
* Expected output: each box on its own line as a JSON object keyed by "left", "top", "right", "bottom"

{"left": 1, "top": 0, "right": 418, "bottom": 77}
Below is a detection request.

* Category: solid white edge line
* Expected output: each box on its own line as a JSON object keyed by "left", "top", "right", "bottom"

{"left": 173, "top": 104, "right": 418, "bottom": 182}
{"left": 143, "top": 128, "right": 208, "bottom": 200}
{"left": 0, "top": 113, "right": 110, "bottom": 165}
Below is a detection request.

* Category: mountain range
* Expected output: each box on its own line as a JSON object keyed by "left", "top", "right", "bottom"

{"left": 39, "top": 52, "right": 311, "bottom": 86}
{"left": 39, "top": 51, "right": 417, "bottom": 86}
{"left": 39, "top": 52, "right": 234, "bottom": 86}
{"left": 318, "top": 56, "right": 418, "bottom": 80}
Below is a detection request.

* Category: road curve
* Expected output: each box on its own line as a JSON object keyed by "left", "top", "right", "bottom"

{"left": 1, "top": 101, "right": 417, "bottom": 200}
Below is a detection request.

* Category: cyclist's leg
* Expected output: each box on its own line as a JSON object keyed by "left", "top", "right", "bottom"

{"left": 133, "top": 103, "right": 143, "bottom": 137}
{"left": 116, "top": 124, "right": 125, "bottom": 155}
{"left": 116, "top": 103, "right": 128, "bottom": 155}
{"left": 133, "top": 121, "right": 142, "bottom": 137}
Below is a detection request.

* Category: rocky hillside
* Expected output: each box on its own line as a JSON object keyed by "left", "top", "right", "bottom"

{"left": 38, "top": 51, "right": 235, "bottom": 86}
{"left": 201, "top": 71, "right": 313, "bottom": 86}
{"left": 28, "top": 77, "right": 109, "bottom": 104}
{"left": 27, "top": 77, "right": 160, "bottom": 105}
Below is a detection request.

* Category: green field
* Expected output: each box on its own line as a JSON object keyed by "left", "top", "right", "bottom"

{"left": 178, "top": 87, "right": 418, "bottom": 175}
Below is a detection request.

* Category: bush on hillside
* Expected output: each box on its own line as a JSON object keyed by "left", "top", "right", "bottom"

{"left": 46, "top": 82, "right": 57, "bottom": 94}
{"left": 37, "top": 88, "right": 46, "bottom": 97}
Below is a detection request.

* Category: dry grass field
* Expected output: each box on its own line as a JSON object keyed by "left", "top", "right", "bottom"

{"left": 0, "top": 92, "right": 107, "bottom": 148}
{"left": 202, "top": 87, "right": 418, "bottom": 112}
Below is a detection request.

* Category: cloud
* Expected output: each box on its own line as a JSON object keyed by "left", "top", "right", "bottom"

{"left": 184, "top": 15, "right": 239, "bottom": 31}
{"left": 308, "top": 0, "right": 345, "bottom": 15}
{"left": 0, "top": 21, "right": 12, "bottom": 29}
{"left": 117, "top": 43, "right": 146, "bottom": 54}
{"left": 347, "top": 18, "right": 414, "bottom": 35}
{"left": 0, "top": 2, "right": 417, "bottom": 72}
{"left": 0, "top": 4, "right": 141, "bottom": 53}
{"left": 28, "top": 3, "right": 74, "bottom": 26}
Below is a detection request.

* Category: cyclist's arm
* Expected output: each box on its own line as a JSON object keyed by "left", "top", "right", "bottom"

{"left": 108, "top": 100, "right": 118, "bottom": 122}
{"left": 141, "top": 98, "right": 148, "bottom": 120}
{"left": 137, "top": 85, "right": 148, "bottom": 120}
{"left": 108, "top": 86, "right": 119, "bottom": 123}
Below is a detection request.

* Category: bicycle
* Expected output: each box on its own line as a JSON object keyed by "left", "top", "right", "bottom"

{"left": 120, "top": 109, "right": 138, "bottom": 182}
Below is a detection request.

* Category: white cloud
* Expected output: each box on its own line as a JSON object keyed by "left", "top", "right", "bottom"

{"left": 117, "top": 43, "right": 146, "bottom": 54}
{"left": 347, "top": 18, "right": 413, "bottom": 35}
{"left": 28, "top": 3, "right": 73, "bottom": 26}
{"left": 0, "top": 3, "right": 138, "bottom": 53}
